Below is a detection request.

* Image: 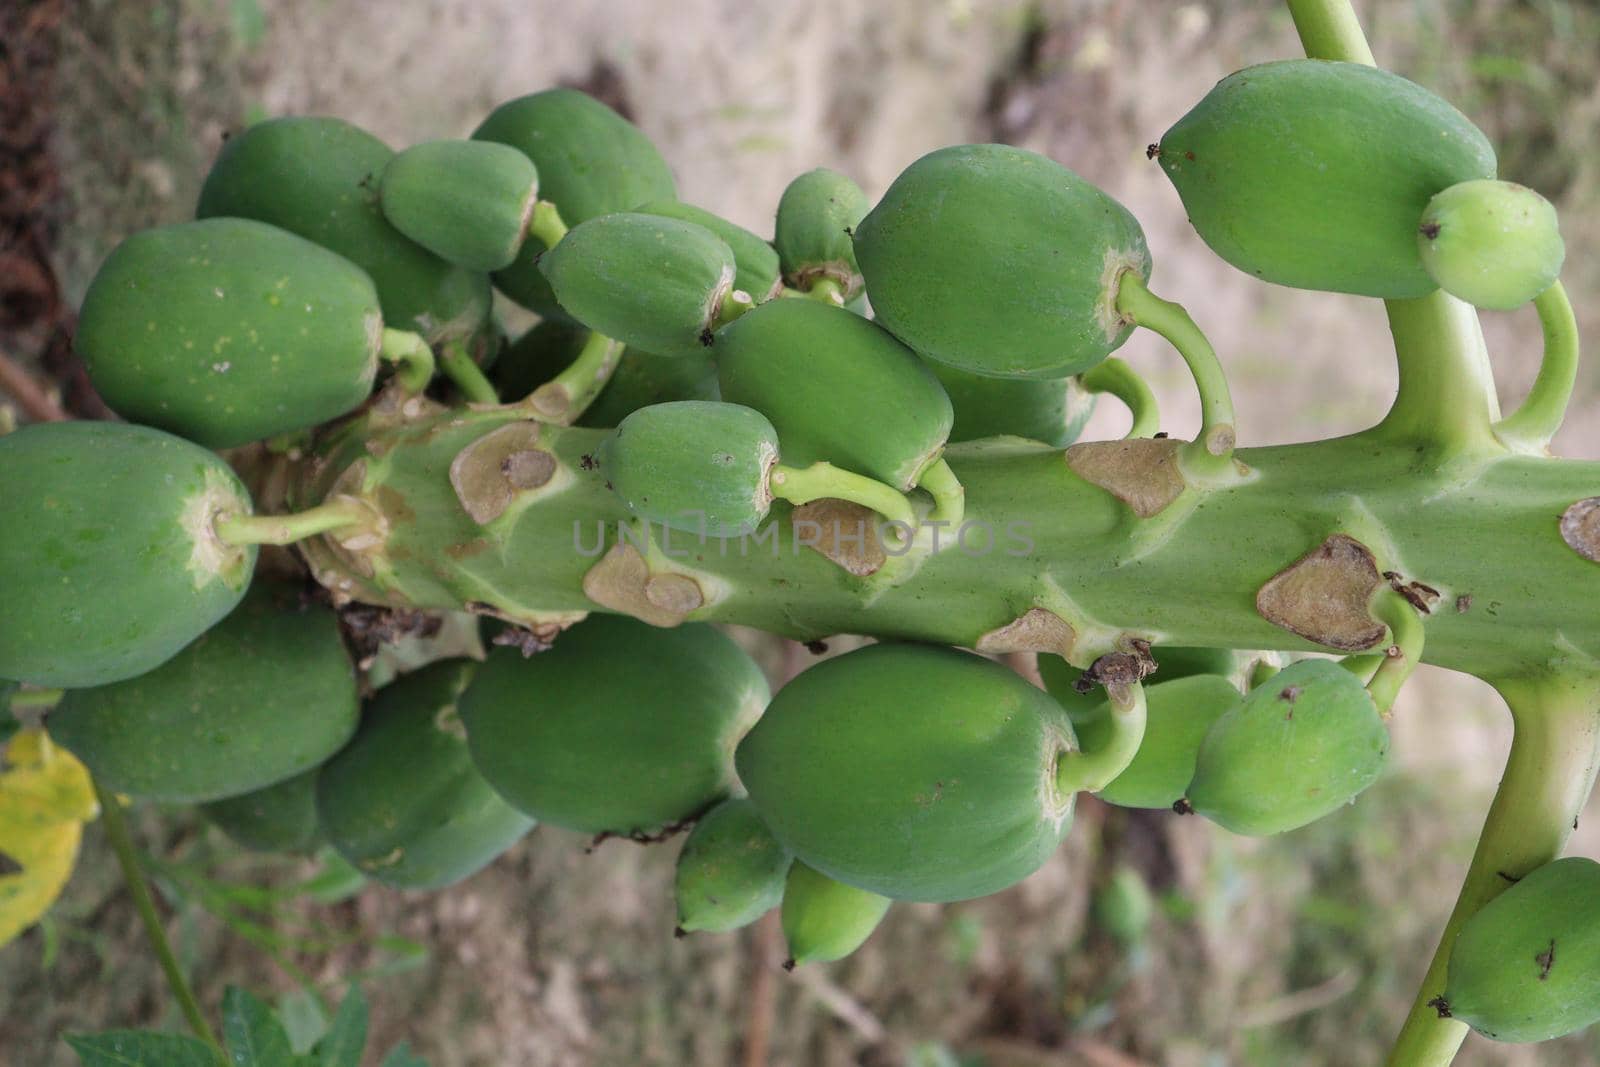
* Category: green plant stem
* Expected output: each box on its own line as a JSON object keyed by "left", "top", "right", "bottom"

{"left": 1055, "top": 679, "right": 1147, "bottom": 794}
{"left": 1113, "top": 272, "right": 1236, "bottom": 478}
{"left": 214, "top": 497, "right": 374, "bottom": 546}
{"left": 526, "top": 330, "right": 625, "bottom": 424}
{"left": 806, "top": 277, "right": 846, "bottom": 306}
{"left": 916, "top": 457, "right": 966, "bottom": 527}
{"left": 1384, "top": 673, "right": 1600, "bottom": 1067}
{"left": 379, "top": 328, "right": 435, "bottom": 394}
{"left": 6, "top": 687, "right": 64, "bottom": 711}
{"left": 526, "top": 199, "right": 568, "bottom": 250}
{"left": 1080, "top": 357, "right": 1160, "bottom": 438}
{"left": 1367, "top": 587, "right": 1425, "bottom": 716}
{"left": 1287, "top": 0, "right": 1376, "bottom": 64}
{"left": 438, "top": 341, "right": 500, "bottom": 405}
{"left": 712, "top": 289, "right": 756, "bottom": 329}
{"left": 1493, "top": 281, "right": 1579, "bottom": 453}
{"left": 1339, "top": 652, "right": 1387, "bottom": 685}
{"left": 768, "top": 461, "right": 918, "bottom": 534}
{"left": 93, "top": 780, "right": 224, "bottom": 1058}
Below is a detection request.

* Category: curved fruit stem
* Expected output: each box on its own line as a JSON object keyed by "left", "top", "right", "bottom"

{"left": 1367, "top": 587, "right": 1426, "bottom": 717}
{"left": 1113, "top": 272, "right": 1237, "bottom": 479}
{"left": 1339, "top": 652, "right": 1387, "bottom": 685}
{"left": 1383, "top": 673, "right": 1600, "bottom": 1067}
{"left": 1286, "top": 0, "right": 1376, "bottom": 64}
{"left": 526, "top": 199, "right": 569, "bottom": 251}
{"left": 915, "top": 456, "right": 966, "bottom": 528}
{"left": 378, "top": 328, "right": 436, "bottom": 395}
{"left": 1055, "top": 678, "right": 1148, "bottom": 795}
{"left": 94, "top": 780, "right": 225, "bottom": 1059}
{"left": 768, "top": 461, "right": 918, "bottom": 534}
{"left": 438, "top": 340, "right": 500, "bottom": 405}
{"left": 1493, "top": 281, "right": 1579, "bottom": 453}
{"left": 214, "top": 495, "right": 377, "bottom": 546}
{"left": 526, "top": 329, "right": 625, "bottom": 425}
{"left": 1080, "top": 356, "right": 1161, "bottom": 438}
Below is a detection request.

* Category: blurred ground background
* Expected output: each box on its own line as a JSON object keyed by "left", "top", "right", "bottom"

{"left": 2, "top": 0, "right": 1599, "bottom": 1064}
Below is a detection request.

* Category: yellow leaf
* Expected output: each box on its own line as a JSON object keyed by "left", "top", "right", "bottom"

{"left": 0, "top": 729, "right": 99, "bottom": 948}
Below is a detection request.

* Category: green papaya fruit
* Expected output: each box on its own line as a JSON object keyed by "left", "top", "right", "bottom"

{"left": 931, "top": 361, "right": 1097, "bottom": 448}
{"left": 1184, "top": 658, "right": 1388, "bottom": 835}
{"left": 674, "top": 797, "right": 792, "bottom": 934}
{"left": 737, "top": 643, "right": 1078, "bottom": 903}
{"left": 76, "top": 218, "right": 383, "bottom": 449}
{"left": 197, "top": 116, "right": 491, "bottom": 344}
{"left": 1038, "top": 645, "right": 1239, "bottom": 724}
{"left": 1094, "top": 865, "right": 1155, "bottom": 947}
{"left": 634, "top": 199, "right": 783, "bottom": 301}
{"left": 1418, "top": 179, "right": 1564, "bottom": 310}
{"left": 460, "top": 616, "right": 768, "bottom": 835}
{"left": 606, "top": 401, "right": 778, "bottom": 537}
{"left": 1157, "top": 59, "right": 1497, "bottom": 298}
{"left": 781, "top": 861, "right": 891, "bottom": 966}
{"left": 539, "top": 212, "right": 736, "bottom": 357}
{"left": 716, "top": 299, "right": 953, "bottom": 490}
{"left": 1443, "top": 857, "right": 1600, "bottom": 1042}
{"left": 774, "top": 168, "right": 870, "bottom": 298}
{"left": 853, "top": 143, "right": 1150, "bottom": 379}
{"left": 472, "top": 89, "right": 677, "bottom": 316}
{"left": 0, "top": 422, "right": 255, "bottom": 688}
{"left": 1088, "top": 674, "right": 1241, "bottom": 810}
{"left": 379, "top": 139, "right": 539, "bottom": 271}
{"left": 48, "top": 583, "right": 358, "bottom": 803}
{"left": 201, "top": 769, "right": 322, "bottom": 854}
{"left": 316, "top": 660, "right": 534, "bottom": 890}
{"left": 491, "top": 320, "right": 718, "bottom": 426}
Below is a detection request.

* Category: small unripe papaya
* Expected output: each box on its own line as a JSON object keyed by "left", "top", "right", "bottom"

{"left": 1158, "top": 60, "right": 1497, "bottom": 298}
{"left": 606, "top": 401, "right": 779, "bottom": 537}
{"left": 379, "top": 139, "right": 539, "bottom": 271}
{"left": 76, "top": 218, "right": 383, "bottom": 448}
{"left": 472, "top": 89, "right": 677, "bottom": 316}
{"left": 460, "top": 616, "right": 769, "bottom": 835}
{"left": 716, "top": 299, "right": 953, "bottom": 490}
{"left": 781, "top": 861, "right": 891, "bottom": 966}
{"left": 737, "top": 643, "right": 1078, "bottom": 903}
{"left": 1091, "top": 674, "right": 1241, "bottom": 810}
{"left": 491, "top": 321, "right": 719, "bottom": 427}
{"left": 774, "top": 168, "right": 870, "bottom": 298}
{"left": 316, "top": 660, "right": 535, "bottom": 890}
{"left": 674, "top": 798, "right": 792, "bottom": 934}
{"left": 0, "top": 422, "right": 255, "bottom": 688}
{"left": 540, "top": 213, "right": 737, "bottom": 357}
{"left": 201, "top": 769, "right": 322, "bottom": 854}
{"left": 48, "top": 583, "right": 358, "bottom": 804}
{"left": 1417, "top": 179, "right": 1564, "bottom": 310}
{"left": 854, "top": 143, "right": 1151, "bottom": 378}
{"left": 1184, "top": 659, "right": 1388, "bottom": 835}
{"left": 635, "top": 199, "right": 783, "bottom": 302}
{"left": 1095, "top": 865, "right": 1155, "bottom": 947}
{"left": 931, "top": 361, "right": 1096, "bottom": 448}
{"left": 197, "top": 116, "right": 491, "bottom": 344}
{"left": 1442, "top": 857, "right": 1600, "bottom": 1043}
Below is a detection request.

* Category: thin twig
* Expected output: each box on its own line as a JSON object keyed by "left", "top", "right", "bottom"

{"left": 741, "top": 911, "right": 780, "bottom": 1067}
{"left": 0, "top": 348, "right": 68, "bottom": 422}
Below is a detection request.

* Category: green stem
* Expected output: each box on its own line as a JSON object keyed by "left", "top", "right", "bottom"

{"left": 1339, "top": 652, "right": 1387, "bottom": 686}
{"left": 806, "top": 277, "right": 846, "bottom": 306}
{"left": 1055, "top": 679, "right": 1148, "bottom": 794}
{"left": 1384, "top": 673, "right": 1600, "bottom": 1067}
{"left": 526, "top": 330, "right": 625, "bottom": 425}
{"left": 915, "top": 457, "right": 966, "bottom": 528}
{"left": 379, "top": 328, "right": 435, "bottom": 394}
{"left": 438, "top": 341, "right": 500, "bottom": 405}
{"left": 6, "top": 687, "right": 64, "bottom": 711}
{"left": 214, "top": 497, "right": 375, "bottom": 546}
{"left": 1366, "top": 587, "right": 1425, "bottom": 716}
{"left": 769, "top": 461, "right": 918, "bottom": 535}
{"left": 1114, "top": 272, "right": 1236, "bottom": 477}
{"left": 1287, "top": 0, "right": 1376, "bottom": 63}
{"left": 526, "top": 199, "right": 568, "bottom": 251}
{"left": 93, "top": 780, "right": 224, "bottom": 1057}
{"left": 712, "top": 289, "right": 756, "bottom": 330}
{"left": 1080, "top": 357, "right": 1161, "bottom": 438}
{"left": 1493, "top": 281, "right": 1579, "bottom": 453}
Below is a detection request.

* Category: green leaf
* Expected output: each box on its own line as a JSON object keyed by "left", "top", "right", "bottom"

{"left": 275, "top": 988, "right": 329, "bottom": 1055}
{"left": 222, "top": 987, "right": 295, "bottom": 1067}
{"left": 379, "top": 1042, "right": 430, "bottom": 1067}
{"left": 66, "top": 1031, "right": 222, "bottom": 1067}
{"left": 312, "top": 987, "right": 368, "bottom": 1067}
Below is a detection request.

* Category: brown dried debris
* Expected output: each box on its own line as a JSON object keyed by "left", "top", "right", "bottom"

{"left": 1071, "top": 644, "right": 1158, "bottom": 695}
{"left": 1065, "top": 437, "right": 1186, "bottom": 518}
{"left": 791, "top": 498, "right": 888, "bottom": 577}
{"left": 1256, "top": 534, "right": 1387, "bottom": 652}
{"left": 1383, "top": 570, "right": 1441, "bottom": 614}
{"left": 339, "top": 605, "right": 444, "bottom": 670}
{"left": 975, "top": 608, "right": 1077, "bottom": 658}
{"left": 1562, "top": 498, "right": 1600, "bottom": 563}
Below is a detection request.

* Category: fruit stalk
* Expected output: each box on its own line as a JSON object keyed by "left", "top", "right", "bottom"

{"left": 1080, "top": 357, "right": 1160, "bottom": 438}
{"left": 379, "top": 328, "right": 437, "bottom": 394}
{"left": 1054, "top": 678, "right": 1147, "bottom": 794}
{"left": 526, "top": 330, "right": 624, "bottom": 423}
{"left": 214, "top": 495, "right": 378, "bottom": 546}
{"left": 769, "top": 461, "right": 917, "bottom": 532}
{"left": 439, "top": 340, "right": 501, "bottom": 405}
{"left": 93, "top": 779, "right": 225, "bottom": 1058}
{"left": 1493, "top": 281, "right": 1579, "bottom": 452}
{"left": 1383, "top": 674, "right": 1600, "bottom": 1067}
{"left": 1367, "top": 587, "right": 1425, "bottom": 716}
